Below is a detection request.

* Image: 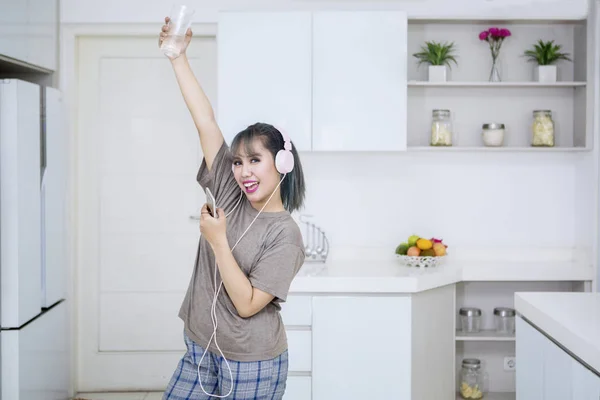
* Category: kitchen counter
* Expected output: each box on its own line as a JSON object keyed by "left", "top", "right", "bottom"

{"left": 289, "top": 257, "right": 594, "bottom": 294}
{"left": 291, "top": 260, "right": 462, "bottom": 293}
{"left": 515, "top": 292, "right": 600, "bottom": 374}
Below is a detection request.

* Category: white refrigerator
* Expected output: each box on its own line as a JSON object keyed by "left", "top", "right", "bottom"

{"left": 0, "top": 79, "right": 69, "bottom": 400}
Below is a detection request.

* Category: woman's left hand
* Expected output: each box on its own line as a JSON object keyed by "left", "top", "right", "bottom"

{"left": 199, "top": 203, "right": 228, "bottom": 249}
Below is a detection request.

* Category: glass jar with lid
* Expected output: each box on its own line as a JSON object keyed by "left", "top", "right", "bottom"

{"left": 532, "top": 110, "right": 555, "bottom": 147}
{"left": 459, "top": 358, "right": 486, "bottom": 399}
{"left": 459, "top": 307, "right": 482, "bottom": 333}
{"left": 494, "top": 307, "right": 516, "bottom": 334}
{"left": 431, "top": 109, "right": 453, "bottom": 146}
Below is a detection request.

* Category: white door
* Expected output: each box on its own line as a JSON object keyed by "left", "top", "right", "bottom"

{"left": 77, "top": 35, "right": 216, "bottom": 390}
{"left": 312, "top": 11, "right": 408, "bottom": 152}
{"left": 0, "top": 79, "right": 42, "bottom": 329}
{"left": 217, "top": 11, "right": 312, "bottom": 151}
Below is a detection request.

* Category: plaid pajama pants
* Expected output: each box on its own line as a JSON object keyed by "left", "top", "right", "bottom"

{"left": 163, "top": 332, "right": 289, "bottom": 400}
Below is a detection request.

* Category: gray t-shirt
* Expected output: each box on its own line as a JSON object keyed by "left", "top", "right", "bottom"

{"left": 178, "top": 142, "right": 305, "bottom": 362}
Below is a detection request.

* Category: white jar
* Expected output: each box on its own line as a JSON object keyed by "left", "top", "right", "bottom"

{"left": 482, "top": 123, "right": 505, "bottom": 147}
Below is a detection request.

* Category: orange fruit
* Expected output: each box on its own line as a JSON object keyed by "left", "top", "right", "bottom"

{"left": 433, "top": 243, "right": 446, "bottom": 256}
{"left": 416, "top": 238, "right": 433, "bottom": 250}
{"left": 407, "top": 246, "right": 421, "bottom": 256}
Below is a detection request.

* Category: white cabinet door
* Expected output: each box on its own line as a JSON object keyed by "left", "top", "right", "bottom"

{"left": 0, "top": 79, "right": 42, "bottom": 328}
{"left": 312, "top": 296, "right": 412, "bottom": 399}
{"left": 217, "top": 11, "right": 312, "bottom": 151}
{"left": 572, "top": 359, "right": 600, "bottom": 399}
{"left": 516, "top": 317, "right": 545, "bottom": 400}
{"left": 312, "top": 11, "right": 407, "bottom": 152}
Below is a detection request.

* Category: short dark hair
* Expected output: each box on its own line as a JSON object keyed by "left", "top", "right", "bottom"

{"left": 231, "top": 122, "right": 306, "bottom": 213}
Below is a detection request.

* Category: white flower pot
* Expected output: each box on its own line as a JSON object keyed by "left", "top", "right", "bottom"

{"left": 428, "top": 65, "right": 447, "bottom": 82}
{"left": 535, "top": 65, "right": 557, "bottom": 83}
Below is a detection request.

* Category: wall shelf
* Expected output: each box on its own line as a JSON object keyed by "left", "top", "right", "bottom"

{"left": 407, "top": 19, "right": 591, "bottom": 149}
{"left": 408, "top": 146, "right": 590, "bottom": 152}
{"left": 456, "top": 393, "right": 515, "bottom": 400}
{"left": 409, "top": 81, "right": 587, "bottom": 88}
{"left": 456, "top": 330, "right": 515, "bottom": 342}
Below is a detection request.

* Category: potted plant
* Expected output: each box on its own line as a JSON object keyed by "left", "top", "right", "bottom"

{"left": 523, "top": 39, "right": 572, "bottom": 83}
{"left": 412, "top": 41, "right": 458, "bottom": 82}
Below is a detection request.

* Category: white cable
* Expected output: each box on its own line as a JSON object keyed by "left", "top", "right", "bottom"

{"left": 197, "top": 174, "right": 287, "bottom": 398}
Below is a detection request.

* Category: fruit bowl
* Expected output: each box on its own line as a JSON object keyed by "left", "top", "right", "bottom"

{"left": 396, "top": 254, "right": 446, "bottom": 268}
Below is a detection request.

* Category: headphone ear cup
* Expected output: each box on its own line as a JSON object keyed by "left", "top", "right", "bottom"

{"left": 275, "top": 149, "right": 294, "bottom": 174}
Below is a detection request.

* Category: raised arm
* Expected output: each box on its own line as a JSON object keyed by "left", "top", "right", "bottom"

{"left": 160, "top": 17, "right": 224, "bottom": 170}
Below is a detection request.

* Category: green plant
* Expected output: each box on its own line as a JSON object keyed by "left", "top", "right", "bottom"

{"left": 412, "top": 41, "right": 458, "bottom": 68}
{"left": 523, "top": 40, "right": 572, "bottom": 65}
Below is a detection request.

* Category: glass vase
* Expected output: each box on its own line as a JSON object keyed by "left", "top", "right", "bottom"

{"left": 489, "top": 59, "right": 501, "bottom": 82}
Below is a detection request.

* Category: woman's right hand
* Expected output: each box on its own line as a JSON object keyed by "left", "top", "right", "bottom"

{"left": 159, "top": 16, "right": 193, "bottom": 59}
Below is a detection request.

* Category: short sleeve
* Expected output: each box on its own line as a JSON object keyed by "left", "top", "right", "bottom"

{"left": 197, "top": 141, "right": 242, "bottom": 211}
{"left": 248, "top": 241, "right": 305, "bottom": 302}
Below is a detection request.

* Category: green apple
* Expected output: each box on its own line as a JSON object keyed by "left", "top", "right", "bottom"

{"left": 408, "top": 235, "right": 420, "bottom": 247}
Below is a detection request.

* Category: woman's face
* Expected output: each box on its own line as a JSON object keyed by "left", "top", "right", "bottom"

{"left": 232, "top": 138, "right": 283, "bottom": 211}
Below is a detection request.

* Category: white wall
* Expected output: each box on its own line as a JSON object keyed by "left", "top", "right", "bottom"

{"left": 297, "top": 151, "right": 590, "bottom": 252}
{"left": 60, "top": 0, "right": 589, "bottom": 24}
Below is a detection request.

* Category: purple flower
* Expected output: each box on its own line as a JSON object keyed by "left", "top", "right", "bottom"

{"left": 479, "top": 31, "right": 489, "bottom": 40}
{"left": 500, "top": 28, "right": 511, "bottom": 37}
{"left": 489, "top": 27, "right": 500, "bottom": 37}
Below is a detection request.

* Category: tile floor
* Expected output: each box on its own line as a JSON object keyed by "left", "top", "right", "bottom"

{"left": 75, "top": 393, "right": 162, "bottom": 400}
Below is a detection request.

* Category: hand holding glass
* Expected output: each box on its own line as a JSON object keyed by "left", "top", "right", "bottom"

{"left": 160, "top": 5, "right": 195, "bottom": 58}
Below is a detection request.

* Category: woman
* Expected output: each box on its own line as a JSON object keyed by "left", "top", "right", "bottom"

{"left": 159, "top": 17, "right": 307, "bottom": 400}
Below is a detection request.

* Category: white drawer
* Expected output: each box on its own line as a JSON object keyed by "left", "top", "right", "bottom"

{"left": 287, "top": 330, "right": 311, "bottom": 372}
{"left": 281, "top": 295, "right": 312, "bottom": 326}
{"left": 283, "top": 376, "right": 311, "bottom": 400}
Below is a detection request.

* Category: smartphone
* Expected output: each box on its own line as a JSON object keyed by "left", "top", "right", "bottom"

{"left": 205, "top": 187, "right": 217, "bottom": 218}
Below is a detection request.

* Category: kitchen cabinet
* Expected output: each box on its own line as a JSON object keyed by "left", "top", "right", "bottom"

{"left": 516, "top": 315, "right": 600, "bottom": 399}
{"left": 311, "top": 296, "right": 412, "bottom": 399}
{"left": 311, "top": 11, "right": 407, "bottom": 151}
{"left": 217, "top": 10, "right": 407, "bottom": 152}
{"left": 0, "top": 0, "right": 58, "bottom": 71}
{"left": 217, "top": 11, "right": 312, "bottom": 151}
{"left": 279, "top": 284, "right": 455, "bottom": 400}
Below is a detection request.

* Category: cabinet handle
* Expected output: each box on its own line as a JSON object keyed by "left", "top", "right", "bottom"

{"left": 189, "top": 215, "right": 200, "bottom": 221}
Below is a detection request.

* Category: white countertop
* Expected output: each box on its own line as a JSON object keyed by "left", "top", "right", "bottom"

{"left": 291, "top": 260, "right": 462, "bottom": 293}
{"left": 289, "top": 256, "right": 594, "bottom": 294}
{"left": 515, "top": 292, "right": 600, "bottom": 374}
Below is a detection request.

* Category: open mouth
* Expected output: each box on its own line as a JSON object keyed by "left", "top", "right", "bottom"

{"left": 244, "top": 181, "right": 259, "bottom": 194}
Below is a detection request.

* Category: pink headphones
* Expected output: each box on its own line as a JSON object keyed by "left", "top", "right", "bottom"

{"left": 274, "top": 127, "right": 294, "bottom": 174}
{"left": 231, "top": 126, "right": 294, "bottom": 175}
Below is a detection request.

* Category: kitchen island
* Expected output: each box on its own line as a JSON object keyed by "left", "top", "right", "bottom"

{"left": 515, "top": 292, "right": 600, "bottom": 399}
